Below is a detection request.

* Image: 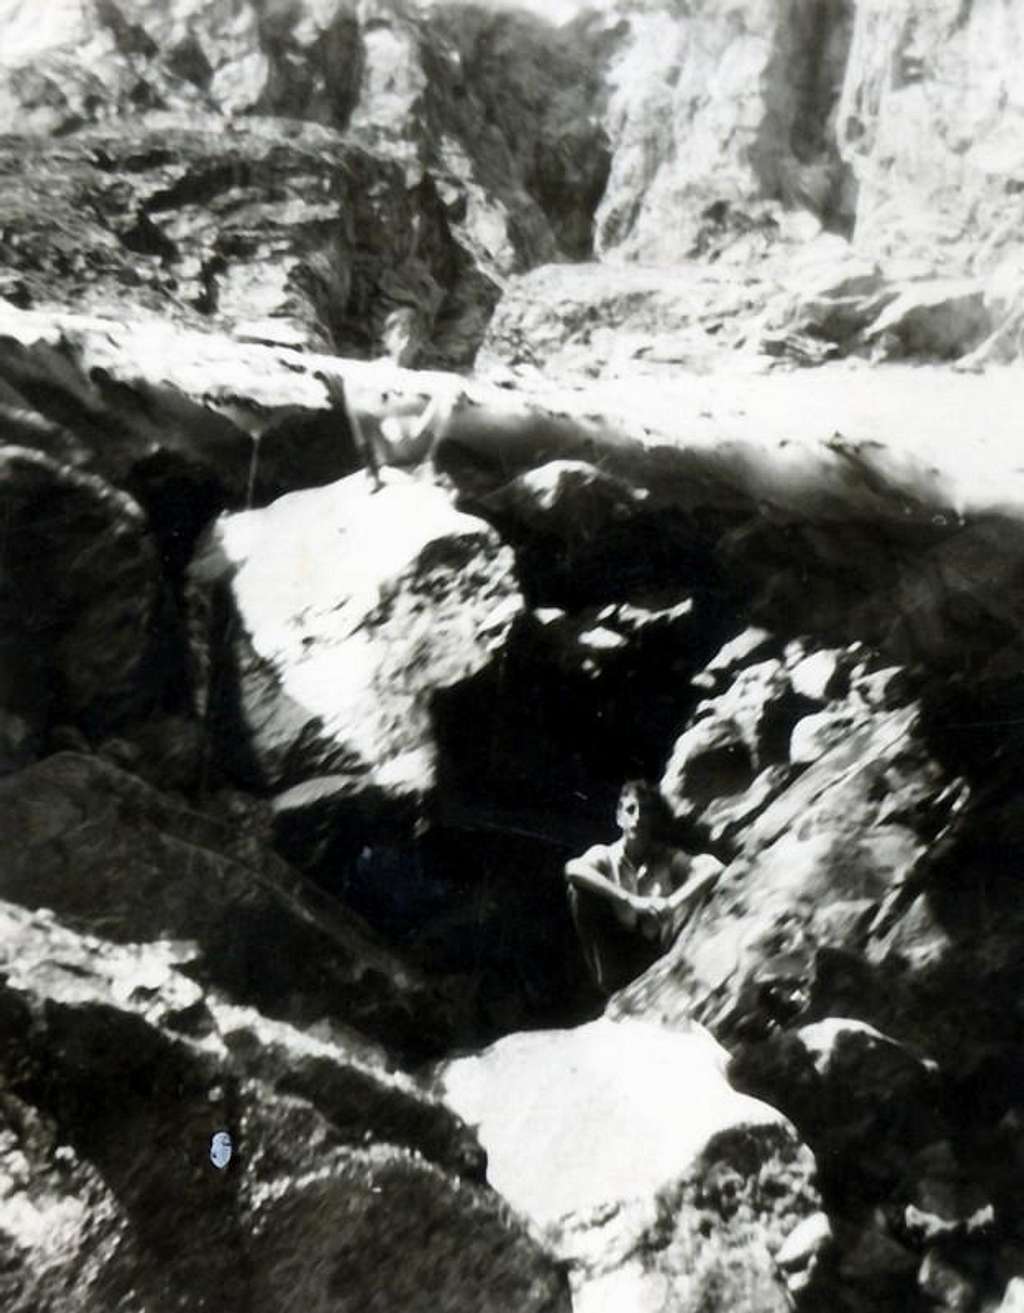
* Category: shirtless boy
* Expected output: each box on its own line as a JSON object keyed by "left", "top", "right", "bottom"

{"left": 565, "top": 780, "right": 723, "bottom": 994}
{"left": 316, "top": 368, "right": 458, "bottom": 491}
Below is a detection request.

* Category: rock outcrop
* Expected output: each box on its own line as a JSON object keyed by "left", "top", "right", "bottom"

{"left": 609, "top": 625, "right": 1024, "bottom": 1309}
{"left": 589, "top": 0, "right": 856, "bottom": 262}
{"left": 837, "top": 0, "right": 1024, "bottom": 274}
{"left": 6, "top": 2, "right": 1024, "bottom": 1307}
{"left": 0, "top": 0, "right": 613, "bottom": 366}
{"left": 0, "top": 119, "right": 496, "bottom": 368}
{"left": 5, "top": 0, "right": 1024, "bottom": 366}
{"left": 0, "top": 748, "right": 571, "bottom": 1309}
{"left": 188, "top": 472, "right": 522, "bottom": 793}
{"left": 440, "top": 1017, "right": 822, "bottom": 1312}
{"left": 0, "top": 898, "right": 569, "bottom": 1313}
{"left": 0, "top": 751, "right": 470, "bottom": 1056}
{"left": 0, "top": 446, "right": 165, "bottom": 768}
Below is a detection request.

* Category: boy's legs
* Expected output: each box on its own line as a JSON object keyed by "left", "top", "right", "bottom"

{"left": 568, "top": 886, "right": 662, "bottom": 995}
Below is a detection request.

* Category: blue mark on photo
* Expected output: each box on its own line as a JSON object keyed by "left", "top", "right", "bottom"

{"left": 210, "top": 1131, "right": 232, "bottom": 1170}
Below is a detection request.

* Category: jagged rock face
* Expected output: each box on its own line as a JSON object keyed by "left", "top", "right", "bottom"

{"left": 440, "top": 1017, "right": 822, "bottom": 1312}
{"left": 423, "top": 2, "right": 611, "bottom": 261}
{"left": 0, "top": 0, "right": 611, "bottom": 364}
{"left": 0, "top": 752, "right": 468, "bottom": 1056}
{"left": 837, "top": 0, "right": 1024, "bottom": 274}
{"left": 585, "top": 0, "right": 856, "bottom": 263}
{"left": 0, "top": 901, "right": 569, "bottom": 1313}
{"left": 6, "top": 0, "right": 1024, "bottom": 365}
{"left": 0, "top": 119, "right": 496, "bottom": 368}
{"left": 605, "top": 626, "right": 1024, "bottom": 1306}
{"left": 618, "top": 651, "right": 959, "bottom": 1040}
{"left": 188, "top": 473, "right": 523, "bottom": 793}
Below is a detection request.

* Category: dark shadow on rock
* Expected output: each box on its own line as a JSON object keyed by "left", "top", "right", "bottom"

{"left": 750, "top": 0, "right": 858, "bottom": 236}
{"left": 254, "top": 2, "right": 365, "bottom": 127}
{"left": 249, "top": 404, "right": 363, "bottom": 506}
{"left": 431, "top": 595, "right": 740, "bottom": 837}
{"left": 191, "top": 575, "right": 272, "bottom": 793}
{"left": 426, "top": 2, "right": 611, "bottom": 262}
{"left": 273, "top": 793, "right": 599, "bottom": 1041}
{"left": 4, "top": 994, "right": 254, "bottom": 1313}
{"left": 0, "top": 753, "right": 467, "bottom": 1063}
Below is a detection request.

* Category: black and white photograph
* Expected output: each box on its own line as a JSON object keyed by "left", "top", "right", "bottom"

{"left": 1, "top": 0, "right": 1023, "bottom": 1309}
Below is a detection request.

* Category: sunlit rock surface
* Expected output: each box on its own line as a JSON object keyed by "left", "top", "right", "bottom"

{"left": 440, "top": 1016, "right": 820, "bottom": 1312}
{"left": 589, "top": 0, "right": 855, "bottom": 263}
{"left": 838, "top": 0, "right": 1024, "bottom": 272}
{"left": 189, "top": 472, "right": 523, "bottom": 792}
{"left": 0, "top": 901, "right": 568, "bottom": 1313}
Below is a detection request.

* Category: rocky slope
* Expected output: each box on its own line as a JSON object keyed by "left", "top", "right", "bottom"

{"left": 439, "top": 1018, "right": 822, "bottom": 1313}
{"left": 5, "top": 1, "right": 1024, "bottom": 1310}
{"left": 4, "top": 0, "right": 1024, "bottom": 368}
{"left": 5, "top": 294, "right": 1024, "bottom": 1309}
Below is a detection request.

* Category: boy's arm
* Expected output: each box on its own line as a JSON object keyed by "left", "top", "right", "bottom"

{"left": 566, "top": 848, "right": 650, "bottom": 915}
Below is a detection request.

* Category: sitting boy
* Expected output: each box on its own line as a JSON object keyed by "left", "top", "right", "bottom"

{"left": 565, "top": 779, "right": 723, "bottom": 994}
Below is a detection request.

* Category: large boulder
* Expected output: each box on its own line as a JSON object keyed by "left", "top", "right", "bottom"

{"left": 0, "top": 900, "right": 568, "bottom": 1313}
{"left": 0, "top": 751, "right": 466, "bottom": 1057}
{"left": 188, "top": 472, "right": 523, "bottom": 796}
{"left": 439, "top": 1016, "right": 822, "bottom": 1312}
{"left": 187, "top": 474, "right": 613, "bottom": 1026}
{"left": 756, "top": 235, "right": 898, "bottom": 358}
{"left": 473, "top": 457, "right": 725, "bottom": 612}
{"left": 864, "top": 280, "right": 992, "bottom": 361}
{"left": 729, "top": 1017, "right": 948, "bottom": 1201}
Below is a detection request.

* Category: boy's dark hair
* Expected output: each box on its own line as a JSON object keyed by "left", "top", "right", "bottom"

{"left": 618, "top": 779, "right": 672, "bottom": 834}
